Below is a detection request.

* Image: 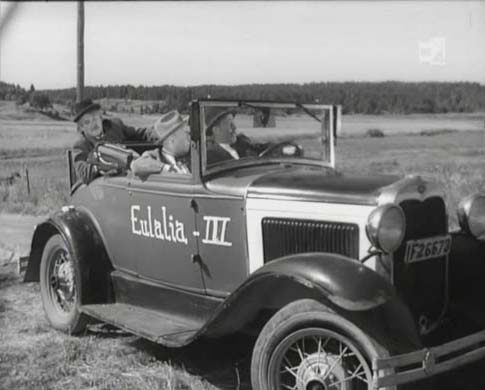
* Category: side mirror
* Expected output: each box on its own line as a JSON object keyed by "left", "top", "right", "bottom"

{"left": 253, "top": 108, "right": 276, "bottom": 128}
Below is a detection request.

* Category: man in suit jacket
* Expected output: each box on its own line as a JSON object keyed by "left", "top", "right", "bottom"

{"left": 206, "top": 110, "right": 267, "bottom": 166}
{"left": 72, "top": 99, "right": 161, "bottom": 184}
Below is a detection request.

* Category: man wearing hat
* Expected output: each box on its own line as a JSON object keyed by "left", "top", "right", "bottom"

{"left": 72, "top": 99, "right": 162, "bottom": 184}
{"left": 130, "top": 110, "right": 191, "bottom": 177}
{"left": 206, "top": 109, "right": 268, "bottom": 165}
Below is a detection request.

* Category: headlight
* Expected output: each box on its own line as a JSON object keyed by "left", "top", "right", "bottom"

{"left": 366, "top": 204, "right": 406, "bottom": 253}
{"left": 458, "top": 193, "right": 485, "bottom": 240}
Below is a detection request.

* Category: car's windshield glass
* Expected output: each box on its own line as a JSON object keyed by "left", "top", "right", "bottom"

{"left": 202, "top": 102, "right": 334, "bottom": 172}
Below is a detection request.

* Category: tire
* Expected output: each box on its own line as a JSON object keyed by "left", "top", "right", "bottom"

{"left": 251, "top": 299, "right": 394, "bottom": 390}
{"left": 40, "top": 234, "right": 88, "bottom": 334}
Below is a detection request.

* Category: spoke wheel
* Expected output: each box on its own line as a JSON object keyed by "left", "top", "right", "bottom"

{"left": 269, "top": 328, "right": 372, "bottom": 390}
{"left": 40, "top": 234, "right": 88, "bottom": 334}
{"left": 251, "top": 300, "right": 394, "bottom": 390}
{"left": 48, "top": 248, "right": 77, "bottom": 314}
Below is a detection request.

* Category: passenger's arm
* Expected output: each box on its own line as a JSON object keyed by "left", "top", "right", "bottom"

{"left": 72, "top": 144, "right": 98, "bottom": 184}
{"left": 236, "top": 133, "right": 269, "bottom": 155}
{"left": 131, "top": 149, "right": 165, "bottom": 178}
{"left": 117, "top": 119, "right": 161, "bottom": 144}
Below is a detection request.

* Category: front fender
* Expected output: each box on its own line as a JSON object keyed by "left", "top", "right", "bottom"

{"left": 203, "top": 253, "right": 420, "bottom": 353}
{"left": 23, "top": 207, "right": 113, "bottom": 304}
{"left": 254, "top": 252, "right": 394, "bottom": 311}
{"left": 449, "top": 231, "right": 485, "bottom": 312}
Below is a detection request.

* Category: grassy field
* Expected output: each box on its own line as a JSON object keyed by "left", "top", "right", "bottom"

{"left": 1, "top": 100, "right": 485, "bottom": 389}
{"left": 341, "top": 112, "right": 485, "bottom": 136}
{"left": 0, "top": 273, "right": 246, "bottom": 390}
{"left": 339, "top": 131, "right": 485, "bottom": 228}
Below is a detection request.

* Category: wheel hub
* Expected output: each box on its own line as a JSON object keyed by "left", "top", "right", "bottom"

{"left": 296, "top": 353, "right": 350, "bottom": 390}
{"left": 50, "top": 252, "right": 76, "bottom": 311}
{"left": 57, "top": 260, "right": 75, "bottom": 300}
{"left": 269, "top": 328, "right": 372, "bottom": 390}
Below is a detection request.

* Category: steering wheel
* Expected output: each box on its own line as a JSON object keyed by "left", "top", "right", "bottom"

{"left": 258, "top": 141, "right": 303, "bottom": 158}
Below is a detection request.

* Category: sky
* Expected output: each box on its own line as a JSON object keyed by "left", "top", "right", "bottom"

{"left": 0, "top": 1, "right": 484, "bottom": 90}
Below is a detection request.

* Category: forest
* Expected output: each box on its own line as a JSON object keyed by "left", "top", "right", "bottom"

{"left": 2, "top": 80, "right": 485, "bottom": 114}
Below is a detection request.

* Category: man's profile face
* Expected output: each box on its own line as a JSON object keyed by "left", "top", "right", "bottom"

{"left": 213, "top": 114, "right": 236, "bottom": 145}
{"left": 168, "top": 124, "right": 191, "bottom": 157}
{"left": 78, "top": 110, "right": 103, "bottom": 139}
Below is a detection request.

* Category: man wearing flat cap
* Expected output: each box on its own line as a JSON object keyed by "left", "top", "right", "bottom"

{"left": 72, "top": 99, "right": 162, "bottom": 184}
{"left": 130, "top": 110, "right": 191, "bottom": 178}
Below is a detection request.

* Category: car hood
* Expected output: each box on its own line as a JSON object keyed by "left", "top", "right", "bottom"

{"left": 205, "top": 165, "right": 400, "bottom": 206}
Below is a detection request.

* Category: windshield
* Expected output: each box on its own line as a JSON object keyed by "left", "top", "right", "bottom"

{"left": 201, "top": 101, "right": 336, "bottom": 173}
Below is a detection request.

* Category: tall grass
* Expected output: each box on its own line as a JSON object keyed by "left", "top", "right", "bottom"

{"left": 0, "top": 279, "right": 235, "bottom": 390}
{"left": 0, "top": 154, "right": 70, "bottom": 215}
{"left": 0, "top": 176, "right": 69, "bottom": 215}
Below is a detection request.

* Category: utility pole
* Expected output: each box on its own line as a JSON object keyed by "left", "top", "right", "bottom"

{"left": 76, "top": 1, "right": 84, "bottom": 103}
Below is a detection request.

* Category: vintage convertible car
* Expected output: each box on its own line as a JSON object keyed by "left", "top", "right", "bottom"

{"left": 22, "top": 99, "right": 485, "bottom": 389}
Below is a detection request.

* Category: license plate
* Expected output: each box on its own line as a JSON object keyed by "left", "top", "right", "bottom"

{"left": 404, "top": 235, "right": 451, "bottom": 264}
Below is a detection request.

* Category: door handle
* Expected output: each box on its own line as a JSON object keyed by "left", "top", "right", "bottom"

{"left": 191, "top": 254, "right": 202, "bottom": 264}
{"left": 190, "top": 199, "right": 199, "bottom": 213}
{"left": 192, "top": 254, "right": 211, "bottom": 278}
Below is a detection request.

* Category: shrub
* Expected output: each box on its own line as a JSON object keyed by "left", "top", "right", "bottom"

{"left": 420, "top": 129, "right": 457, "bottom": 137}
{"left": 30, "top": 92, "right": 52, "bottom": 111}
{"left": 365, "top": 128, "right": 385, "bottom": 138}
{"left": 15, "top": 94, "right": 28, "bottom": 105}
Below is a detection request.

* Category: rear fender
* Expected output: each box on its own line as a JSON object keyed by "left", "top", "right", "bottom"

{"left": 204, "top": 253, "right": 421, "bottom": 354}
{"left": 24, "top": 207, "right": 113, "bottom": 304}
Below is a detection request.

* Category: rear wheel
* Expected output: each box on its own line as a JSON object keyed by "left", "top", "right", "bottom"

{"left": 251, "top": 300, "right": 392, "bottom": 390}
{"left": 40, "top": 234, "right": 88, "bottom": 334}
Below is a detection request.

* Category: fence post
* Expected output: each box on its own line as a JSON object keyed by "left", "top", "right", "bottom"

{"left": 25, "top": 167, "right": 30, "bottom": 196}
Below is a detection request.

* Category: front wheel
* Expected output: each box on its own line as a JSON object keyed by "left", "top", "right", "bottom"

{"left": 251, "top": 300, "right": 390, "bottom": 390}
{"left": 39, "top": 234, "right": 88, "bottom": 334}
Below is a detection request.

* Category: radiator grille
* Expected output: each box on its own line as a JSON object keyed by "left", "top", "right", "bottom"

{"left": 262, "top": 217, "right": 359, "bottom": 263}
{"left": 393, "top": 197, "right": 448, "bottom": 325}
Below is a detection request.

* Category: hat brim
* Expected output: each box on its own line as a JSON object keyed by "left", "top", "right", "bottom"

{"left": 74, "top": 103, "right": 101, "bottom": 122}
{"left": 206, "top": 109, "right": 236, "bottom": 134}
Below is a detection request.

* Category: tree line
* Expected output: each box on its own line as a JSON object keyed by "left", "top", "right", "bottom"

{"left": 2, "top": 81, "right": 485, "bottom": 114}
{"left": 0, "top": 82, "right": 52, "bottom": 110}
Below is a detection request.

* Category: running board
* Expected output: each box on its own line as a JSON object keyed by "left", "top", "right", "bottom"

{"left": 81, "top": 303, "right": 201, "bottom": 347}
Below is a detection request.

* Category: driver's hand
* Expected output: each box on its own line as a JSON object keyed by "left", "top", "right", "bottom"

{"left": 282, "top": 145, "right": 299, "bottom": 156}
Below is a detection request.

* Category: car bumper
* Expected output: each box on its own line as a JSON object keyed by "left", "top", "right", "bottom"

{"left": 373, "top": 329, "right": 485, "bottom": 388}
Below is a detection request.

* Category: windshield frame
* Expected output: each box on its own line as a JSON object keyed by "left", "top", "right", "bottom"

{"left": 199, "top": 99, "right": 336, "bottom": 177}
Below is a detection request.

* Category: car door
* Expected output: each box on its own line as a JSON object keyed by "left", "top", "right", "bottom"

{"left": 123, "top": 173, "right": 204, "bottom": 291}
{"left": 193, "top": 194, "right": 249, "bottom": 296}
{"left": 79, "top": 176, "right": 137, "bottom": 275}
